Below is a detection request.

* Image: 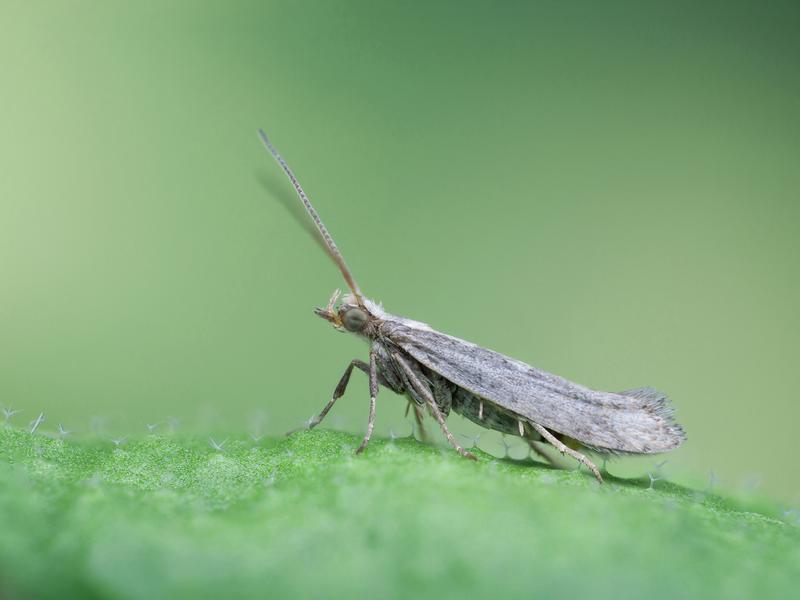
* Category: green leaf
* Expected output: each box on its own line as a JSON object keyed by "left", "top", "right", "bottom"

{"left": 1, "top": 425, "right": 797, "bottom": 599}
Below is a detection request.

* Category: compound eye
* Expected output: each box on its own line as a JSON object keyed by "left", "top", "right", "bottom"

{"left": 342, "top": 307, "right": 368, "bottom": 332}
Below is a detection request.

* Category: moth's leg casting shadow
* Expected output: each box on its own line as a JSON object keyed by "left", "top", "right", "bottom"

{"left": 393, "top": 353, "right": 476, "bottom": 461}
{"left": 528, "top": 421, "right": 603, "bottom": 483}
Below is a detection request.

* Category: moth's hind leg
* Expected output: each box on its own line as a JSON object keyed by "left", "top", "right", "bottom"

{"left": 514, "top": 419, "right": 560, "bottom": 468}
{"left": 527, "top": 439, "right": 561, "bottom": 468}
{"left": 526, "top": 421, "right": 604, "bottom": 483}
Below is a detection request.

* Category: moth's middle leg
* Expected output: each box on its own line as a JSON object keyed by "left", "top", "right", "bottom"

{"left": 405, "top": 401, "right": 429, "bottom": 442}
{"left": 354, "top": 347, "right": 379, "bottom": 454}
{"left": 393, "top": 353, "right": 476, "bottom": 461}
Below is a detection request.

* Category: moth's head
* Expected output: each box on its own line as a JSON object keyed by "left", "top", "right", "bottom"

{"left": 314, "top": 290, "right": 376, "bottom": 334}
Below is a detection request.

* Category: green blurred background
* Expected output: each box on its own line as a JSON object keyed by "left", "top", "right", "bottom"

{"left": 1, "top": 1, "right": 798, "bottom": 500}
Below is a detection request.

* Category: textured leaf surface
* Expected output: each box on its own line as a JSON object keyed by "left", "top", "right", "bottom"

{"left": 0, "top": 425, "right": 797, "bottom": 599}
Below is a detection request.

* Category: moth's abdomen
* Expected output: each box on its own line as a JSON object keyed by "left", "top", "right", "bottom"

{"left": 451, "top": 388, "right": 586, "bottom": 451}
{"left": 451, "top": 388, "right": 521, "bottom": 436}
{"left": 452, "top": 385, "right": 686, "bottom": 456}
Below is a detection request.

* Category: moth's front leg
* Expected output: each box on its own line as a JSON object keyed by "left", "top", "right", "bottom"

{"left": 286, "top": 357, "right": 369, "bottom": 435}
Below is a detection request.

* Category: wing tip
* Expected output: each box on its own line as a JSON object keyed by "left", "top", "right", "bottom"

{"left": 618, "top": 386, "right": 687, "bottom": 451}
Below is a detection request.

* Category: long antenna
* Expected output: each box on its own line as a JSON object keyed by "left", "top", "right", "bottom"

{"left": 258, "top": 129, "right": 365, "bottom": 307}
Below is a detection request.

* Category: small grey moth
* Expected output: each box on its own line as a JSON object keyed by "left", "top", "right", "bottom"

{"left": 258, "top": 130, "right": 686, "bottom": 482}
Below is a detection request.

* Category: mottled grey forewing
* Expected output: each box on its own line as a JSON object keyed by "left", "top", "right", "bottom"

{"left": 382, "top": 320, "right": 685, "bottom": 453}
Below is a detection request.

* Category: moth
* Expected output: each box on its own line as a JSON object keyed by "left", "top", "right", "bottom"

{"left": 258, "top": 130, "right": 686, "bottom": 482}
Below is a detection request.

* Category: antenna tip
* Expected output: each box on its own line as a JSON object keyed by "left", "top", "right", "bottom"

{"left": 257, "top": 129, "right": 279, "bottom": 157}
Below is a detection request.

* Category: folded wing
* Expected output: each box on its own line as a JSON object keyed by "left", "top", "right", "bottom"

{"left": 384, "top": 321, "right": 685, "bottom": 453}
